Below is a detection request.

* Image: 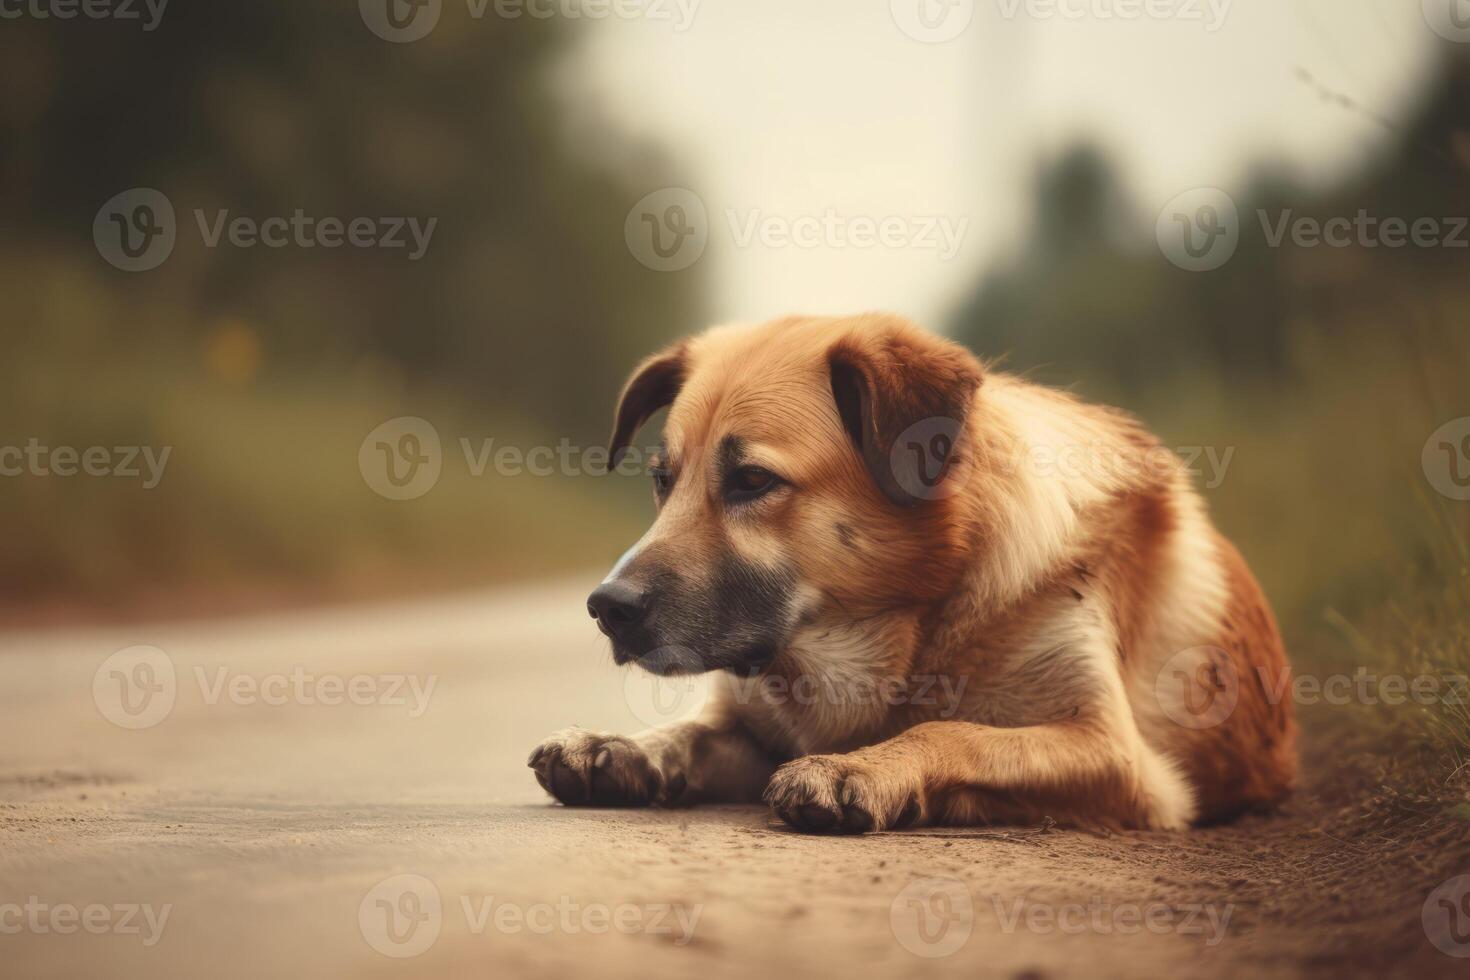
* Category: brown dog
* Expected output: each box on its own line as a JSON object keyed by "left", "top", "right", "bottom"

{"left": 529, "top": 313, "right": 1297, "bottom": 832}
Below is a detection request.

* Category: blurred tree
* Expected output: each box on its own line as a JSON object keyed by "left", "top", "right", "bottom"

{"left": 950, "top": 44, "right": 1470, "bottom": 400}
{"left": 0, "top": 1, "right": 702, "bottom": 439}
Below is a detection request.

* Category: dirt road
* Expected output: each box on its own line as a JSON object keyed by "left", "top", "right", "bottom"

{"left": 1, "top": 579, "right": 1465, "bottom": 978}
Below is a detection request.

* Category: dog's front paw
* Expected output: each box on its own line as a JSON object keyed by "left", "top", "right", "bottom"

{"left": 764, "top": 754, "right": 924, "bottom": 834}
{"left": 528, "top": 728, "right": 669, "bottom": 807}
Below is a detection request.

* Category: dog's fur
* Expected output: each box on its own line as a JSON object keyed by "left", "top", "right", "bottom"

{"left": 529, "top": 313, "right": 1297, "bottom": 833}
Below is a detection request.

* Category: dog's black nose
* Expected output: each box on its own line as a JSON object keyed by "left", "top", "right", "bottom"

{"left": 587, "top": 581, "right": 647, "bottom": 638}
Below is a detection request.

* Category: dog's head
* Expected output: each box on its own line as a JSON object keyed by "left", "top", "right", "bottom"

{"left": 588, "top": 313, "right": 984, "bottom": 675}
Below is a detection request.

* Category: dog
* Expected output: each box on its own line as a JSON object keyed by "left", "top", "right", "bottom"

{"left": 529, "top": 313, "right": 1297, "bottom": 833}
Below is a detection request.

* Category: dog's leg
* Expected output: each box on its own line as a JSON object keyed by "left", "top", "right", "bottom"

{"left": 764, "top": 716, "right": 1192, "bottom": 833}
{"left": 529, "top": 712, "right": 776, "bottom": 808}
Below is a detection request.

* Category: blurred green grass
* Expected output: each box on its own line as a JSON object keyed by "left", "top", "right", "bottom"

{"left": 1085, "top": 301, "right": 1470, "bottom": 768}
{"left": 0, "top": 315, "right": 653, "bottom": 607}
{"left": 5, "top": 298, "right": 1463, "bottom": 632}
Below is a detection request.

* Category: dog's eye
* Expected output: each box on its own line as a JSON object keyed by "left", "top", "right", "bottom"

{"left": 651, "top": 467, "right": 674, "bottom": 499}
{"left": 726, "top": 466, "right": 780, "bottom": 503}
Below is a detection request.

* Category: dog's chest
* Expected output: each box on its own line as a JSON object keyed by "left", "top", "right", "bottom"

{"left": 732, "top": 608, "right": 1108, "bottom": 755}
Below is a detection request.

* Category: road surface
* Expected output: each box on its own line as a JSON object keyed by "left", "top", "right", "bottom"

{"left": 1, "top": 579, "right": 1464, "bottom": 978}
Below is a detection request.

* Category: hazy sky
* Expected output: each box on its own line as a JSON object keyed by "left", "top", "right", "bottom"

{"left": 563, "top": 0, "right": 1444, "bottom": 327}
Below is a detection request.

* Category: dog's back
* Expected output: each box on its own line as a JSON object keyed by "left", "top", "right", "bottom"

{"left": 950, "top": 370, "right": 1298, "bottom": 825}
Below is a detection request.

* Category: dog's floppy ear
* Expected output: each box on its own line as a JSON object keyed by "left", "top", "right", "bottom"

{"left": 607, "top": 342, "right": 689, "bottom": 471}
{"left": 828, "top": 320, "right": 983, "bottom": 506}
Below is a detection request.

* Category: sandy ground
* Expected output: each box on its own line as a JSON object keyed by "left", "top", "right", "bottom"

{"left": 2, "top": 578, "right": 1467, "bottom": 979}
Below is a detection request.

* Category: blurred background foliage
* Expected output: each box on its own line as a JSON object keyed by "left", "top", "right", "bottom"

{"left": 950, "top": 51, "right": 1470, "bottom": 648}
{"left": 1, "top": 3, "right": 704, "bottom": 612}
{"left": 944, "top": 48, "right": 1470, "bottom": 758}
{"left": 0, "top": 2, "right": 1466, "bottom": 747}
